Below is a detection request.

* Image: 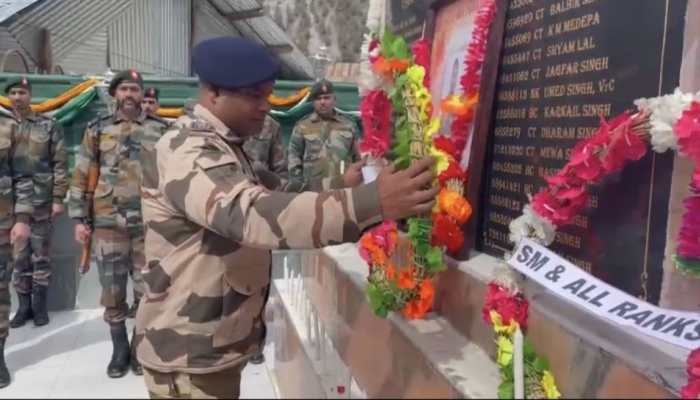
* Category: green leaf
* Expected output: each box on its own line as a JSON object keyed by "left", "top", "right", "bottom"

{"left": 523, "top": 337, "right": 537, "bottom": 360}
{"left": 498, "top": 381, "right": 514, "bottom": 399}
{"left": 533, "top": 356, "right": 550, "bottom": 373}
{"left": 425, "top": 246, "right": 444, "bottom": 273}
{"left": 391, "top": 36, "right": 410, "bottom": 60}
{"left": 381, "top": 30, "right": 397, "bottom": 58}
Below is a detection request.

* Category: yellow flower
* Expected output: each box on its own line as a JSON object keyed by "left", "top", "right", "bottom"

{"left": 490, "top": 310, "right": 518, "bottom": 336}
{"left": 406, "top": 65, "right": 425, "bottom": 85}
{"left": 495, "top": 335, "right": 513, "bottom": 367}
{"left": 541, "top": 370, "right": 561, "bottom": 399}
{"left": 430, "top": 147, "right": 450, "bottom": 174}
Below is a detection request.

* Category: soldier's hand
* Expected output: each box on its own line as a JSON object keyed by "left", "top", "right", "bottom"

{"left": 75, "top": 223, "right": 91, "bottom": 244}
{"left": 343, "top": 157, "right": 367, "bottom": 187}
{"left": 10, "top": 222, "right": 30, "bottom": 244}
{"left": 376, "top": 157, "right": 439, "bottom": 220}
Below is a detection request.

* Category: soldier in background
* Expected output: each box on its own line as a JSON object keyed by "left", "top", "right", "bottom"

{"left": 141, "top": 87, "right": 160, "bottom": 117}
{"left": 68, "top": 70, "right": 168, "bottom": 379}
{"left": 287, "top": 79, "right": 360, "bottom": 190}
{"left": 0, "top": 82, "right": 34, "bottom": 388}
{"left": 5, "top": 77, "right": 67, "bottom": 329}
{"left": 136, "top": 36, "right": 437, "bottom": 399}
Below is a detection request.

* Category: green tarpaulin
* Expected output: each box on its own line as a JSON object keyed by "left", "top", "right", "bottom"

{"left": 0, "top": 73, "right": 362, "bottom": 171}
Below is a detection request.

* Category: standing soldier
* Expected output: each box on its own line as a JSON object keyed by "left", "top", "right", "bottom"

{"left": 0, "top": 78, "right": 33, "bottom": 388}
{"left": 68, "top": 70, "right": 168, "bottom": 379}
{"left": 136, "top": 36, "right": 437, "bottom": 399}
{"left": 288, "top": 79, "right": 360, "bottom": 190}
{"left": 5, "top": 77, "right": 67, "bottom": 329}
{"left": 141, "top": 87, "right": 160, "bottom": 117}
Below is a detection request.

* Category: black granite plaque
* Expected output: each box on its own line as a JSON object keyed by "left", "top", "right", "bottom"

{"left": 389, "top": 0, "right": 431, "bottom": 43}
{"left": 479, "top": 0, "right": 687, "bottom": 304}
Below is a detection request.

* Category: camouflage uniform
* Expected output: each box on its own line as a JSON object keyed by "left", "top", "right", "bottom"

{"left": 68, "top": 112, "right": 168, "bottom": 325}
{"left": 243, "top": 116, "right": 287, "bottom": 180}
{"left": 11, "top": 112, "right": 66, "bottom": 294}
{"left": 0, "top": 115, "right": 33, "bottom": 339}
{"left": 287, "top": 112, "right": 360, "bottom": 190}
{"left": 136, "top": 105, "right": 381, "bottom": 382}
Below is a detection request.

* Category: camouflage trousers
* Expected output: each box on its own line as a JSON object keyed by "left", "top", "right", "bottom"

{"left": 0, "top": 237, "right": 11, "bottom": 339}
{"left": 93, "top": 226, "right": 144, "bottom": 325}
{"left": 143, "top": 364, "right": 245, "bottom": 399}
{"left": 13, "top": 209, "right": 52, "bottom": 294}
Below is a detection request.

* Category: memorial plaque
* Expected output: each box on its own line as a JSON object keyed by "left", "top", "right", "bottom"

{"left": 389, "top": 0, "right": 431, "bottom": 43}
{"left": 479, "top": 0, "right": 687, "bottom": 304}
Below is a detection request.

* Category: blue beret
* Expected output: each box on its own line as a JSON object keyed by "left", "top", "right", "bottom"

{"left": 192, "top": 37, "right": 280, "bottom": 90}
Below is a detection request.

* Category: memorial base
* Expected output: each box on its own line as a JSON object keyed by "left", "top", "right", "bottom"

{"left": 267, "top": 241, "right": 685, "bottom": 398}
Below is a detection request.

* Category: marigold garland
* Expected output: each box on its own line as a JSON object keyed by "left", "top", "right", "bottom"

{"left": 483, "top": 283, "right": 561, "bottom": 399}
{"left": 267, "top": 86, "right": 311, "bottom": 107}
{"left": 358, "top": 30, "right": 473, "bottom": 320}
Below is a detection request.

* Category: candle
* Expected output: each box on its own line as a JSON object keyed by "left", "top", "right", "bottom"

{"left": 514, "top": 327, "right": 525, "bottom": 399}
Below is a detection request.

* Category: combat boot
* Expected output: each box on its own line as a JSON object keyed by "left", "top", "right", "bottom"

{"left": 9, "top": 293, "right": 32, "bottom": 328}
{"left": 107, "top": 323, "right": 130, "bottom": 378}
{"left": 0, "top": 338, "right": 9, "bottom": 388}
{"left": 31, "top": 286, "right": 49, "bottom": 327}
{"left": 130, "top": 328, "right": 142, "bottom": 376}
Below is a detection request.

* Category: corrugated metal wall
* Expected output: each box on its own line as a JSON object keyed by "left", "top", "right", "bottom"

{"left": 57, "top": 29, "right": 107, "bottom": 76}
{"left": 0, "top": 28, "right": 35, "bottom": 72}
{"left": 109, "top": 0, "right": 191, "bottom": 77}
{"left": 192, "top": 0, "right": 240, "bottom": 46}
{"left": 7, "top": 0, "right": 135, "bottom": 63}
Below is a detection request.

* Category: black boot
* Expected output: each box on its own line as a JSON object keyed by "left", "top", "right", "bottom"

{"left": 130, "top": 328, "right": 142, "bottom": 376}
{"left": 31, "top": 286, "right": 49, "bottom": 327}
{"left": 107, "top": 323, "right": 130, "bottom": 378}
{"left": 9, "top": 293, "right": 32, "bottom": 328}
{"left": 0, "top": 338, "right": 9, "bottom": 388}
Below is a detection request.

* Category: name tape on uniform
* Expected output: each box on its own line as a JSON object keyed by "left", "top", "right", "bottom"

{"left": 508, "top": 239, "right": 700, "bottom": 350}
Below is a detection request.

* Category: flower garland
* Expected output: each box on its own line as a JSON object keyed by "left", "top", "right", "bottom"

{"left": 440, "top": 0, "right": 498, "bottom": 163}
{"left": 358, "top": 30, "right": 473, "bottom": 320}
{"left": 482, "top": 282, "right": 561, "bottom": 399}
{"left": 268, "top": 86, "right": 311, "bottom": 107}
{"left": 504, "top": 91, "right": 700, "bottom": 398}
{"left": 0, "top": 78, "right": 98, "bottom": 112}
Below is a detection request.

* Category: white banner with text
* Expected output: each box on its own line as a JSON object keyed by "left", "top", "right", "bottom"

{"left": 508, "top": 239, "right": 700, "bottom": 349}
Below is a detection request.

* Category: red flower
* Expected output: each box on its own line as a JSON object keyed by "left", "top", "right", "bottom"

{"left": 482, "top": 283, "right": 529, "bottom": 330}
{"left": 432, "top": 213, "right": 464, "bottom": 254}
{"left": 438, "top": 161, "right": 467, "bottom": 186}
{"left": 687, "top": 348, "right": 700, "bottom": 379}
{"left": 433, "top": 136, "right": 460, "bottom": 160}
{"left": 411, "top": 39, "right": 431, "bottom": 88}
{"left": 678, "top": 182, "right": 700, "bottom": 260}
{"left": 359, "top": 90, "right": 392, "bottom": 158}
{"left": 532, "top": 188, "right": 588, "bottom": 226}
{"left": 675, "top": 101, "right": 700, "bottom": 162}
{"left": 681, "top": 379, "right": 700, "bottom": 399}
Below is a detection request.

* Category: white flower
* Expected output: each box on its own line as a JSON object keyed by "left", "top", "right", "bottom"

{"left": 634, "top": 88, "right": 700, "bottom": 153}
{"left": 509, "top": 205, "right": 557, "bottom": 246}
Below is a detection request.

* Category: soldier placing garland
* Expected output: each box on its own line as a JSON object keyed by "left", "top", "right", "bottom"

{"left": 136, "top": 36, "right": 437, "bottom": 399}
{"left": 68, "top": 70, "right": 168, "bottom": 379}
{"left": 4, "top": 77, "right": 67, "bottom": 329}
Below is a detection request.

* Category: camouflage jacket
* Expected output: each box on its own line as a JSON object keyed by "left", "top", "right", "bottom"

{"left": 287, "top": 112, "right": 359, "bottom": 189}
{"left": 136, "top": 104, "right": 382, "bottom": 373}
{"left": 68, "top": 112, "right": 169, "bottom": 230}
{"left": 12, "top": 112, "right": 67, "bottom": 217}
{"left": 242, "top": 116, "right": 287, "bottom": 179}
{"left": 0, "top": 115, "right": 33, "bottom": 230}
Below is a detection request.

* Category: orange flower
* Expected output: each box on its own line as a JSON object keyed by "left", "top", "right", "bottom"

{"left": 371, "top": 56, "right": 410, "bottom": 78}
{"left": 419, "top": 278, "right": 435, "bottom": 304}
{"left": 440, "top": 93, "right": 479, "bottom": 117}
{"left": 385, "top": 264, "right": 397, "bottom": 281}
{"left": 397, "top": 266, "right": 417, "bottom": 290}
{"left": 401, "top": 300, "right": 423, "bottom": 320}
{"left": 438, "top": 189, "right": 473, "bottom": 224}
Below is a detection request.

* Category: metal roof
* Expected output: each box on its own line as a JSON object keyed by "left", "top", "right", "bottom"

{"left": 0, "top": 0, "right": 40, "bottom": 23}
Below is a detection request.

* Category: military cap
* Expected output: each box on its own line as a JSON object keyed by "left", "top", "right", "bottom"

{"left": 192, "top": 37, "right": 280, "bottom": 90}
{"left": 144, "top": 87, "right": 159, "bottom": 100}
{"left": 108, "top": 69, "right": 144, "bottom": 96}
{"left": 309, "top": 79, "right": 334, "bottom": 100}
{"left": 4, "top": 76, "right": 31, "bottom": 94}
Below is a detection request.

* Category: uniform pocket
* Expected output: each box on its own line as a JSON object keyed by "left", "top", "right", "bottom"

{"left": 93, "top": 180, "right": 115, "bottom": 217}
{"left": 29, "top": 130, "right": 50, "bottom": 159}
{"left": 303, "top": 135, "right": 324, "bottom": 162}
{"left": 32, "top": 172, "right": 53, "bottom": 205}
{"left": 99, "top": 138, "right": 119, "bottom": 166}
